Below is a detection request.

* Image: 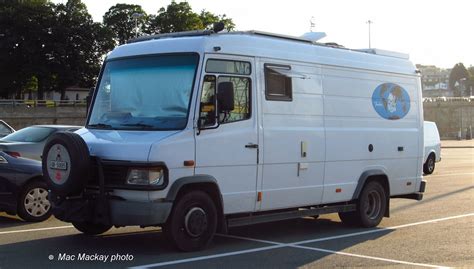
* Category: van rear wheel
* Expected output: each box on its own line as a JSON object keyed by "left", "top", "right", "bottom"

{"left": 163, "top": 191, "right": 217, "bottom": 252}
{"left": 339, "top": 181, "right": 387, "bottom": 227}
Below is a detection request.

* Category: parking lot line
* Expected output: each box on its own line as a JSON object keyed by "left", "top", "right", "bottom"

{"left": 428, "top": 172, "right": 474, "bottom": 178}
{"left": 292, "top": 245, "right": 448, "bottom": 268}
{"left": 0, "top": 225, "right": 73, "bottom": 235}
{"left": 293, "top": 212, "right": 474, "bottom": 245}
{"left": 132, "top": 213, "right": 472, "bottom": 268}
{"left": 128, "top": 245, "right": 284, "bottom": 268}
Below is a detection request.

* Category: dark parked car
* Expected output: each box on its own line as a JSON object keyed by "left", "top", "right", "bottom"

{"left": 0, "top": 125, "right": 81, "bottom": 160}
{"left": 0, "top": 151, "right": 51, "bottom": 222}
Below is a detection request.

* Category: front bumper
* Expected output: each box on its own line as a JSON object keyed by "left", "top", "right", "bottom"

{"left": 52, "top": 194, "right": 172, "bottom": 226}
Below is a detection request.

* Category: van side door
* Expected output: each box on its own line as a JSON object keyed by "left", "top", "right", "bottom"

{"left": 258, "top": 59, "right": 326, "bottom": 210}
{"left": 195, "top": 55, "right": 258, "bottom": 214}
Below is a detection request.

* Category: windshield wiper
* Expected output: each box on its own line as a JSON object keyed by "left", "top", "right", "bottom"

{"left": 120, "top": 123, "right": 154, "bottom": 129}
{"left": 87, "top": 123, "right": 113, "bottom": 129}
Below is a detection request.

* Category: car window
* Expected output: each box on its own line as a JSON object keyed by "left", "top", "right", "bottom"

{"left": 0, "top": 122, "right": 12, "bottom": 134}
{"left": 1, "top": 127, "right": 55, "bottom": 142}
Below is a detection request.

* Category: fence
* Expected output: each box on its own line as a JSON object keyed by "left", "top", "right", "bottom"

{"left": 0, "top": 100, "right": 87, "bottom": 129}
{"left": 423, "top": 97, "right": 473, "bottom": 139}
{"left": 1, "top": 98, "right": 473, "bottom": 139}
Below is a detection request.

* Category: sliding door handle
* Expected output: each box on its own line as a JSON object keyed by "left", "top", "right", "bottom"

{"left": 245, "top": 143, "right": 258, "bottom": 149}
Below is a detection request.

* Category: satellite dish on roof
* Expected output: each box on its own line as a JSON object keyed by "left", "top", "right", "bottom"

{"left": 300, "top": 32, "right": 326, "bottom": 43}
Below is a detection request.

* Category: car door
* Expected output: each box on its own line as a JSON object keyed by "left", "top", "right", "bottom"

{"left": 195, "top": 55, "right": 258, "bottom": 214}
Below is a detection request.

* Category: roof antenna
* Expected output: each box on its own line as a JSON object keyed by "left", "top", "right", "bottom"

{"left": 310, "top": 16, "right": 316, "bottom": 32}
{"left": 213, "top": 22, "right": 225, "bottom": 33}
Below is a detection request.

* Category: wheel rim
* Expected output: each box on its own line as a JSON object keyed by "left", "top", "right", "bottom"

{"left": 364, "top": 190, "right": 382, "bottom": 220}
{"left": 184, "top": 207, "right": 208, "bottom": 237}
{"left": 24, "top": 187, "right": 51, "bottom": 217}
{"left": 428, "top": 158, "right": 435, "bottom": 172}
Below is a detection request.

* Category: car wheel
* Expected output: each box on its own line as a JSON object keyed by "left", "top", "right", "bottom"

{"left": 163, "top": 191, "right": 217, "bottom": 252}
{"left": 424, "top": 153, "right": 436, "bottom": 174}
{"left": 17, "top": 181, "right": 52, "bottom": 222}
{"left": 339, "top": 181, "right": 387, "bottom": 228}
{"left": 42, "top": 132, "right": 90, "bottom": 196}
{"left": 72, "top": 221, "right": 112, "bottom": 235}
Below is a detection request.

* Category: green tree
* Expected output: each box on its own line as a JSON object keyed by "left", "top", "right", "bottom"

{"left": 449, "top": 63, "right": 469, "bottom": 97}
{"left": 0, "top": 0, "right": 57, "bottom": 99}
{"left": 103, "top": 4, "right": 148, "bottom": 45}
{"left": 199, "top": 10, "right": 235, "bottom": 31}
{"left": 150, "top": 1, "right": 235, "bottom": 34}
{"left": 53, "top": 0, "right": 114, "bottom": 99}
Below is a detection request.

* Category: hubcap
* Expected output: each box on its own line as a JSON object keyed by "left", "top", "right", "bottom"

{"left": 364, "top": 190, "right": 382, "bottom": 220}
{"left": 184, "top": 207, "right": 208, "bottom": 237}
{"left": 24, "top": 187, "right": 50, "bottom": 217}
{"left": 428, "top": 158, "right": 435, "bottom": 172}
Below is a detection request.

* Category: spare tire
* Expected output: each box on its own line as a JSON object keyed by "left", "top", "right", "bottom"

{"left": 42, "top": 132, "right": 90, "bottom": 196}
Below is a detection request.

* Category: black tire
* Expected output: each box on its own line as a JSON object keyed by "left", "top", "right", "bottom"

{"left": 42, "top": 132, "right": 90, "bottom": 196}
{"left": 17, "top": 181, "right": 52, "bottom": 222}
{"left": 163, "top": 191, "right": 217, "bottom": 252}
{"left": 73, "top": 221, "right": 112, "bottom": 235}
{"left": 423, "top": 153, "right": 436, "bottom": 175}
{"left": 339, "top": 181, "right": 387, "bottom": 227}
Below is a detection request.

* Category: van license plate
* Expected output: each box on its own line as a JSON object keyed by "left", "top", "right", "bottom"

{"left": 49, "top": 161, "right": 68, "bottom": 170}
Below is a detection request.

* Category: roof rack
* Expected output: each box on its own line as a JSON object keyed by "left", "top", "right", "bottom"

{"left": 354, "top": 48, "right": 409, "bottom": 59}
{"left": 127, "top": 29, "right": 214, "bottom": 44}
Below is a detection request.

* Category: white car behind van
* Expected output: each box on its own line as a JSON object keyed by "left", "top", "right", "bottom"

{"left": 423, "top": 121, "right": 441, "bottom": 174}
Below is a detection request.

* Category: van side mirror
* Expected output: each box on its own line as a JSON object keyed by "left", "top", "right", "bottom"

{"left": 217, "top": 82, "right": 234, "bottom": 112}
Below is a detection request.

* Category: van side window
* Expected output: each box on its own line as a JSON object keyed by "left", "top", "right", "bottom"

{"left": 217, "top": 76, "right": 251, "bottom": 124}
{"left": 265, "top": 64, "right": 292, "bottom": 101}
{"left": 206, "top": 59, "right": 251, "bottom": 75}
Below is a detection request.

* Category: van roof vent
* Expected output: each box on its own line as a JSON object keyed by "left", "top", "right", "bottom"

{"left": 354, "top": 48, "right": 409, "bottom": 59}
{"left": 300, "top": 32, "right": 327, "bottom": 43}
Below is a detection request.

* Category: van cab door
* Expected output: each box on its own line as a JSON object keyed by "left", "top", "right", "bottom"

{"left": 194, "top": 55, "right": 258, "bottom": 214}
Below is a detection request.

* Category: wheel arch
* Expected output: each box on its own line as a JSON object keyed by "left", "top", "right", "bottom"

{"left": 353, "top": 170, "right": 390, "bottom": 217}
{"left": 165, "top": 175, "right": 226, "bottom": 233}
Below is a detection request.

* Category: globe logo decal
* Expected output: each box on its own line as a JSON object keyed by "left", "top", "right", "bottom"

{"left": 371, "top": 83, "right": 410, "bottom": 120}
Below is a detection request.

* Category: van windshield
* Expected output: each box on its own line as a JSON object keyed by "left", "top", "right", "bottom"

{"left": 88, "top": 54, "right": 199, "bottom": 130}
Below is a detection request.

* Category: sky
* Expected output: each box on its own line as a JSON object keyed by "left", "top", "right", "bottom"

{"left": 53, "top": 0, "right": 473, "bottom": 69}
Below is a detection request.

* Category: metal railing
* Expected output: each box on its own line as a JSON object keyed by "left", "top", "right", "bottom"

{"left": 0, "top": 99, "right": 87, "bottom": 108}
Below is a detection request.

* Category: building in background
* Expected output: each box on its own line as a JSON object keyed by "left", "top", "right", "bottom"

{"left": 417, "top": 64, "right": 452, "bottom": 97}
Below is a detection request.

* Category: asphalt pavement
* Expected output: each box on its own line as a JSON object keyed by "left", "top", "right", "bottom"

{"left": 0, "top": 147, "right": 473, "bottom": 268}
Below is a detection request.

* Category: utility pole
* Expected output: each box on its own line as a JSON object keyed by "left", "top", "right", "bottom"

{"left": 132, "top": 13, "right": 143, "bottom": 38}
{"left": 366, "top": 20, "right": 373, "bottom": 48}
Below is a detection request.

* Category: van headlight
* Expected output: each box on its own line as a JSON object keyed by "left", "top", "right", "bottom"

{"left": 126, "top": 168, "right": 165, "bottom": 186}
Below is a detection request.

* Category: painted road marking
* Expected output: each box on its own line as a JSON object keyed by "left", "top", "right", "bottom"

{"left": 293, "top": 212, "right": 474, "bottom": 245}
{"left": 428, "top": 172, "right": 474, "bottom": 178}
{"left": 292, "top": 245, "right": 448, "bottom": 268}
{"left": 220, "top": 235, "right": 450, "bottom": 268}
{"left": 0, "top": 225, "right": 73, "bottom": 235}
{"left": 132, "top": 213, "right": 472, "bottom": 268}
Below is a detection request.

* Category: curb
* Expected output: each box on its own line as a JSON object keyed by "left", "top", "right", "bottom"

{"left": 441, "top": 146, "right": 474, "bottom": 149}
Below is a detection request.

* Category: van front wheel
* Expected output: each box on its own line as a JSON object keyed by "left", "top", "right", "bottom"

{"left": 339, "top": 181, "right": 387, "bottom": 228}
{"left": 163, "top": 191, "right": 217, "bottom": 252}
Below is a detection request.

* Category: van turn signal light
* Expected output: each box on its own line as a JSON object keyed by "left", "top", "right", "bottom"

{"left": 183, "top": 160, "right": 195, "bottom": 167}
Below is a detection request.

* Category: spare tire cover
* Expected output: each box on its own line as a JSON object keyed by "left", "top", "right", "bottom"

{"left": 42, "top": 132, "right": 90, "bottom": 196}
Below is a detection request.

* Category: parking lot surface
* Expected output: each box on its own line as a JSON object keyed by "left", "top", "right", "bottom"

{"left": 0, "top": 147, "right": 473, "bottom": 268}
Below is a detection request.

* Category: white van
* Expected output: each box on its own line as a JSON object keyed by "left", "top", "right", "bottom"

{"left": 42, "top": 28, "right": 426, "bottom": 251}
{"left": 423, "top": 121, "right": 441, "bottom": 174}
